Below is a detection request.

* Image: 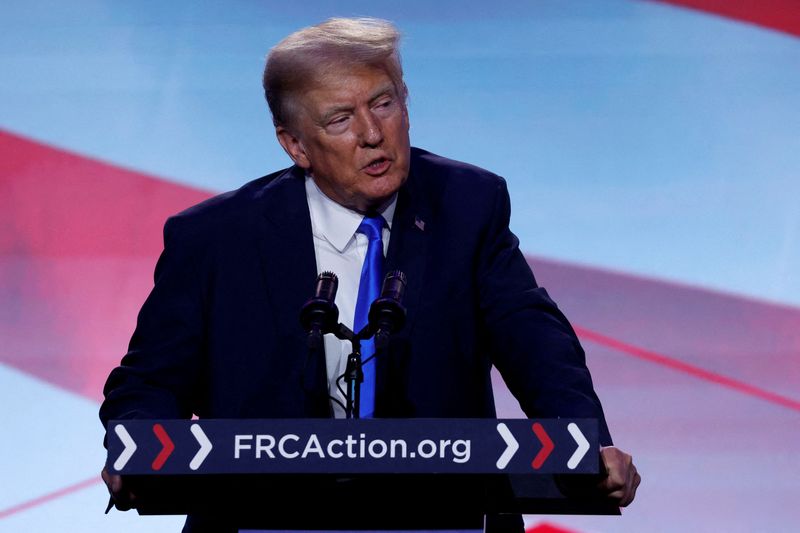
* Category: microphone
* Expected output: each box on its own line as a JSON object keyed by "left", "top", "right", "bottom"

{"left": 300, "top": 271, "right": 340, "bottom": 350}
{"left": 368, "top": 270, "right": 407, "bottom": 349}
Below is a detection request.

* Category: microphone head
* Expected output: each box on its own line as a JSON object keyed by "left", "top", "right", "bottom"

{"left": 380, "top": 270, "right": 407, "bottom": 302}
{"left": 316, "top": 271, "right": 338, "bottom": 302}
{"left": 300, "top": 271, "right": 340, "bottom": 336}
{"left": 367, "top": 270, "right": 407, "bottom": 338}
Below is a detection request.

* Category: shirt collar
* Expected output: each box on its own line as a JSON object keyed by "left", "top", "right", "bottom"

{"left": 305, "top": 175, "right": 396, "bottom": 253}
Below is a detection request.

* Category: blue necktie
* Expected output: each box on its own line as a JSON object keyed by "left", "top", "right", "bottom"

{"left": 354, "top": 215, "right": 384, "bottom": 418}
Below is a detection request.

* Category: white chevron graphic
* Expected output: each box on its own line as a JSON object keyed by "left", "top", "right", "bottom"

{"left": 113, "top": 424, "right": 137, "bottom": 471}
{"left": 495, "top": 423, "right": 519, "bottom": 469}
{"left": 189, "top": 424, "right": 212, "bottom": 470}
{"left": 567, "top": 422, "right": 590, "bottom": 469}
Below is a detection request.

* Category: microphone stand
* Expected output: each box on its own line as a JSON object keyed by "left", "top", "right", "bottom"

{"left": 343, "top": 337, "right": 362, "bottom": 419}
{"left": 333, "top": 323, "right": 374, "bottom": 419}
{"left": 306, "top": 270, "right": 406, "bottom": 419}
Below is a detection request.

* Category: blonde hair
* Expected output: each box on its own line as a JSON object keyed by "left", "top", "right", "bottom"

{"left": 263, "top": 17, "right": 407, "bottom": 128}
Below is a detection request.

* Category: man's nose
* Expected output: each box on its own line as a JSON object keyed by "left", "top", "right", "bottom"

{"left": 356, "top": 111, "right": 384, "bottom": 147}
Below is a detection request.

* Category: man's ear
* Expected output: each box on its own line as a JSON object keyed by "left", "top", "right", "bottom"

{"left": 276, "top": 126, "right": 311, "bottom": 169}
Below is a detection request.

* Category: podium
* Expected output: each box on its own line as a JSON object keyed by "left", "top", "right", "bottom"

{"left": 106, "top": 418, "right": 619, "bottom": 531}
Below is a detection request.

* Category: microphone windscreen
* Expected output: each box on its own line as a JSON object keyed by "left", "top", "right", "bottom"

{"left": 316, "top": 271, "right": 338, "bottom": 302}
{"left": 380, "top": 270, "right": 406, "bottom": 302}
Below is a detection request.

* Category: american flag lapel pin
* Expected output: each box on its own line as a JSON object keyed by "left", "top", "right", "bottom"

{"left": 414, "top": 216, "right": 426, "bottom": 231}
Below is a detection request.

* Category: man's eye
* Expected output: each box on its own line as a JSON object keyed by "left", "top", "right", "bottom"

{"left": 329, "top": 116, "right": 349, "bottom": 125}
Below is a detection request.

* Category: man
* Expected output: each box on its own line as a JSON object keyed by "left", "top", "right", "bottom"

{"left": 100, "top": 17, "right": 639, "bottom": 531}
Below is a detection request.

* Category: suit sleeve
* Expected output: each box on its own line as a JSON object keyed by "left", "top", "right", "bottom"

{"left": 477, "top": 179, "right": 613, "bottom": 445}
{"left": 99, "top": 215, "right": 207, "bottom": 430}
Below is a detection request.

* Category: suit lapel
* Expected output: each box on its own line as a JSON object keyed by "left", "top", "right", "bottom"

{"left": 377, "top": 162, "right": 432, "bottom": 415}
{"left": 385, "top": 166, "right": 431, "bottom": 338}
{"left": 253, "top": 166, "right": 330, "bottom": 415}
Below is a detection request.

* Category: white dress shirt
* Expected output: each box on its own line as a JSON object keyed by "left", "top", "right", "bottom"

{"left": 304, "top": 176, "right": 395, "bottom": 418}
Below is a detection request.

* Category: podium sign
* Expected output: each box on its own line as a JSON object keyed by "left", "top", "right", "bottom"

{"left": 107, "top": 418, "right": 598, "bottom": 476}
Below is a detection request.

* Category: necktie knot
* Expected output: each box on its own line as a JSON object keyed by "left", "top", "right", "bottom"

{"left": 357, "top": 215, "right": 384, "bottom": 242}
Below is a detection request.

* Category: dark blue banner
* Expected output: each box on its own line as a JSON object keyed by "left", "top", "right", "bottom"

{"left": 107, "top": 418, "right": 598, "bottom": 475}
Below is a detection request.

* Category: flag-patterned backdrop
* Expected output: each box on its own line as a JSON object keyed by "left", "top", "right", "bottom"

{"left": 2, "top": 1, "right": 799, "bottom": 531}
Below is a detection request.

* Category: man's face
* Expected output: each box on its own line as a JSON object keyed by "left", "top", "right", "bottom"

{"left": 276, "top": 65, "right": 411, "bottom": 214}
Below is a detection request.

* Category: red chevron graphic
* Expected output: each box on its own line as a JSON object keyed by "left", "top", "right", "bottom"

{"left": 152, "top": 423, "right": 175, "bottom": 471}
{"left": 531, "top": 422, "right": 554, "bottom": 470}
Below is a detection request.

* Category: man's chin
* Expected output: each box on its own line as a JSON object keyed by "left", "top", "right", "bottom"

{"left": 370, "top": 180, "right": 405, "bottom": 206}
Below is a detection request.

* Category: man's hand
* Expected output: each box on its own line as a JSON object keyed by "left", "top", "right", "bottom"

{"left": 598, "top": 446, "right": 640, "bottom": 507}
{"left": 101, "top": 467, "right": 137, "bottom": 511}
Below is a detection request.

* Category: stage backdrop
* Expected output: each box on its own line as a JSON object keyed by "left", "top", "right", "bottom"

{"left": 1, "top": 1, "right": 799, "bottom": 532}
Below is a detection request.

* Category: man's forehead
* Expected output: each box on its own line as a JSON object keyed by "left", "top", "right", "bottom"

{"left": 308, "top": 65, "right": 395, "bottom": 97}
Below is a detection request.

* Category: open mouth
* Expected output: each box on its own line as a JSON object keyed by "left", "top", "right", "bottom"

{"left": 363, "top": 157, "right": 391, "bottom": 176}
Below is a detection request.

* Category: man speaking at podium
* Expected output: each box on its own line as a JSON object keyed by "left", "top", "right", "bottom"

{"left": 100, "top": 17, "right": 639, "bottom": 532}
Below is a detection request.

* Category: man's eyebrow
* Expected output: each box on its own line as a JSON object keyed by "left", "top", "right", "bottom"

{"left": 319, "top": 84, "right": 398, "bottom": 124}
{"left": 367, "top": 83, "right": 396, "bottom": 104}
{"left": 319, "top": 104, "right": 353, "bottom": 124}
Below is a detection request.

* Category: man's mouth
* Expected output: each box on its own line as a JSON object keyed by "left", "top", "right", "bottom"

{"left": 362, "top": 157, "right": 391, "bottom": 176}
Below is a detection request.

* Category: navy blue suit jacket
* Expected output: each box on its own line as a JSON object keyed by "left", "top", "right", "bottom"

{"left": 99, "top": 148, "right": 612, "bottom": 531}
{"left": 101, "top": 147, "right": 611, "bottom": 440}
